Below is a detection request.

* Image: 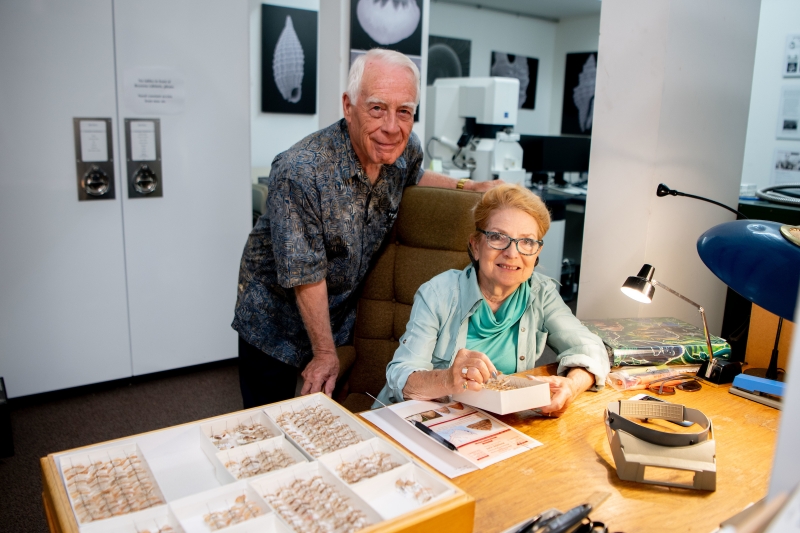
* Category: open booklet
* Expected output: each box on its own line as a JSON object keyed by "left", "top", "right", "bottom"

{"left": 360, "top": 399, "right": 541, "bottom": 478}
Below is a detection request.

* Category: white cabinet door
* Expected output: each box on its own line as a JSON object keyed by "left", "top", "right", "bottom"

{"left": 0, "top": 1, "right": 132, "bottom": 397}
{"left": 113, "top": 0, "right": 251, "bottom": 375}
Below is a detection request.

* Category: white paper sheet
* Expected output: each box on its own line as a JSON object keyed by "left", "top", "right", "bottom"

{"left": 361, "top": 399, "right": 540, "bottom": 478}
{"left": 123, "top": 67, "right": 185, "bottom": 115}
{"left": 772, "top": 149, "right": 800, "bottom": 186}
{"left": 129, "top": 121, "right": 157, "bottom": 161}
{"left": 777, "top": 86, "right": 800, "bottom": 140}
{"left": 79, "top": 120, "right": 108, "bottom": 162}
{"left": 785, "top": 35, "right": 800, "bottom": 78}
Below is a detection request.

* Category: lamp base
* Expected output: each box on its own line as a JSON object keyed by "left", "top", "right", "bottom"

{"left": 697, "top": 359, "right": 742, "bottom": 385}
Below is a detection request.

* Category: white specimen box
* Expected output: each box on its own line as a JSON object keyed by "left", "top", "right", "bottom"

{"left": 80, "top": 505, "right": 183, "bottom": 533}
{"left": 249, "top": 461, "right": 383, "bottom": 530}
{"left": 214, "top": 435, "right": 308, "bottom": 483}
{"left": 451, "top": 375, "right": 550, "bottom": 414}
{"left": 350, "top": 463, "right": 456, "bottom": 520}
{"left": 58, "top": 443, "right": 167, "bottom": 526}
{"left": 263, "top": 394, "right": 376, "bottom": 459}
{"left": 317, "top": 437, "right": 409, "bottom": 486}
{"left": 170, "top": 480, "right": 271, "bottom": 533}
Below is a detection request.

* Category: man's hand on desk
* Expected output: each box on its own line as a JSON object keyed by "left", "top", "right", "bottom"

{"left": 300, "top": 350, "right": 339, "bottom": 397}
{"left": 535, "top": 367, "right": 595, "bottom": 417}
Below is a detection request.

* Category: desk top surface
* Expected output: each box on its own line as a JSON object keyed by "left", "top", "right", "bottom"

{"left": 451, "top": 380, "right": 779, "bottom": 533}
{"left": 40, "top": 378, "right": 779, "bottom": 533}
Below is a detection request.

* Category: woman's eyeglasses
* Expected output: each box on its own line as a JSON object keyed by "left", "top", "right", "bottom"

{"left": 478, "top": 229, "right": 543, "bottom": 256}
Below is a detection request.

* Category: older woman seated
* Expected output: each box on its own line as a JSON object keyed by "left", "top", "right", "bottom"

{"left": 376, "top": 184, "right": 609, "bottom": 416}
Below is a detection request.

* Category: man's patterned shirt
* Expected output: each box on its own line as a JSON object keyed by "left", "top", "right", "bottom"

{"left": 232, "top": 119, "right": 425, "bottom": 368}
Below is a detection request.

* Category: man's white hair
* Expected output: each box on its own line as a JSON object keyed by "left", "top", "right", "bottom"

{"left": 347, "top": 49, "right": 420, "bottom": 106}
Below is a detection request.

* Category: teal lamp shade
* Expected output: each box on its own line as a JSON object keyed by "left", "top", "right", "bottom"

{"left": 697, "top": 220, "right": 800, "bottom": 321}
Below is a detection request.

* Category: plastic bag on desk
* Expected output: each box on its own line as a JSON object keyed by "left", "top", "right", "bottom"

{"left": 606, "top": 367, "right": 687, "bottom": 390}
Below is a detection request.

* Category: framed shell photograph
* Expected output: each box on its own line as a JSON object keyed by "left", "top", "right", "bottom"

{"left": 490, "top": 51, "right": 539, "bottom": 110}
{"left": 427, "top": 35, "right": 471, "bottom": 86}
{"left": 261, "top": 4, "right": 317, "bottom": 115}
{"left": 350, "top": 0, "right": 423, "bottom": 58}
{"left": 561, "top": 51, "right": 598, "bottom": 136}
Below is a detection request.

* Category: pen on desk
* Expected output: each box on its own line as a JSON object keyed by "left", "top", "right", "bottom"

{"left": 367, "top": 393, "right": 459, "bottom": 452}
{"left": 412, "top": 419, "right": 458, "bottom": 451}
{"left": 535, "top": 504, "right": 592, "bottom": 533}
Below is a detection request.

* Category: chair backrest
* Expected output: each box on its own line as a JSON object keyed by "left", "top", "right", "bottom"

{"left": 339, "top": 186, "right": 482, "bottom": 412}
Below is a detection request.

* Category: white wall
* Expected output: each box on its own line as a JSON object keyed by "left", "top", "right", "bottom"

{"left": 250, "top": 0, "right": 320, "bottom": 177}
{"left": 429, "top": 2, "right": 557, "bottom": 135}
{"left": 549, "top": 15, "right": 601, "bottom": 135}
{"left": 741, "top": 0, "right": 800, "bottom": 192}
{"left": 577, "top": 0, "right": 760, "bottom": 334}
{"left": 318, "top": 0, "right": 350, "bottom": 129}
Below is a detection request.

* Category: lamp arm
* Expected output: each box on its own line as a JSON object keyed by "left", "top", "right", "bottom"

{"left": 678, "top": 192, "right": 747, "bottom": 219}
{"left": 656, "top": 183, "right": 748, "bottom": 219}
{"left": 652, "top": 279, "right": 703, "bottom": 309}
{"left": 652, "top": 279, "right": 716, "bottom": 375}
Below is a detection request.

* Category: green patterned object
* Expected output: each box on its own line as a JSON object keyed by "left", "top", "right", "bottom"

{"left": 581, "top": 317, "right": 731, "bottom": 367}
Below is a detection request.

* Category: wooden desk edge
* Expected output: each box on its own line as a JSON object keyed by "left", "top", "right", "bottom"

{"left": 42, "top": 455, "right": 78, "bottom": 533}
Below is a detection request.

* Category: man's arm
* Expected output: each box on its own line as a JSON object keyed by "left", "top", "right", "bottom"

{"left": 295, "top": 279, "right": 339, "bottom": 396}
{"left": 417, "top": 170, "right": 503, "bottom": 192}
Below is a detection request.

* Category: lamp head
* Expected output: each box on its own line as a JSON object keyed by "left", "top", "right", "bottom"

{"left": 621, "top": 264, "right": 656, "bottom": 303}
{"left": 697, "top": 220, "right": 800, "bottom": 321}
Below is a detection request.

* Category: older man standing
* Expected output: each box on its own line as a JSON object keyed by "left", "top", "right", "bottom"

{"left": 232, "top": 49, "right": 499, "bottom": 408}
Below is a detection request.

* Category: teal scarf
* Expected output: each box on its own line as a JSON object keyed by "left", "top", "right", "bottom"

{"left": 466, "top": 281, "right": 530, "bottom": 374}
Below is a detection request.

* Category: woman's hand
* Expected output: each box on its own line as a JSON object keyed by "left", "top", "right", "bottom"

{"left": 402, "top": 349, "right": 497, "bottom": 400}
{"left": 449, "top": 349, "right": 497, "bottom": 394}
{"left": 534, "top": 367, "right": 595, "bottom": 417}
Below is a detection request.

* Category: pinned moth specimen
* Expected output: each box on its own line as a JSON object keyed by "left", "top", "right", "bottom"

{"left": 275, "top": 405, "right": 362, "bottom": 457}
{"left": 335, "top": 451, "right": 399, "bottom": 484}
{"left": 483, "top": 375, "right": 516, "bottom": 391}
{"left": 263, "top": 475, "right": 371, "bottom": 533}
{"left": 202, "top": 494, "right": 263, "bottom": 531}
{"left": 224, "top": 447, "right": 296, "bottom": 479}
{"left": 208, "top": 419, "right": 274, "bottom": 450}
{"left": 63, "top": 453, "right": 164, "bottom": 523}
{"left": 395, "top": 478, "right": 434, "bottom": 504}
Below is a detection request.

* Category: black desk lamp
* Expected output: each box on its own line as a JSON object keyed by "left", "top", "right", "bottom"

{"left": 621, "top": 264, "right": 742, "bottom": 384}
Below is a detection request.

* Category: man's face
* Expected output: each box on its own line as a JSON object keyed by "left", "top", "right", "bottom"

{"left": 343, "top": 60, "right": 417, "bottom": 174}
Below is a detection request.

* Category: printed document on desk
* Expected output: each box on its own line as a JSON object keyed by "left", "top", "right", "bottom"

{"left": 361, "top": 399, "right": 540, "bottom": 478}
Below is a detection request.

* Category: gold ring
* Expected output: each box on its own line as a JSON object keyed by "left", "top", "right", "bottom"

{"left": 462, "top": 381, "right": 468, "bottom": 390}
{"left": 461, "top": 367, "right": 468, "bottom": 375}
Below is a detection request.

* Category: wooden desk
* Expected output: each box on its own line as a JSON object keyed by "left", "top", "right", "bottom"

{"left": 41, "top": 384, "right": 778, "bottom": 533}
{"left": 453, "top": 383, "right": 779, "bottom": 533}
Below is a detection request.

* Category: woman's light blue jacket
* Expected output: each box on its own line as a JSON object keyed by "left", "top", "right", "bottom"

{"left": 376, "top": 265, "right": 610, "bottom": 405}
